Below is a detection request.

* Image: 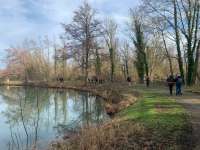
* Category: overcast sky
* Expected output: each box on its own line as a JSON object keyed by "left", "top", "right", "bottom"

{"left": 0, "top": 0, "right": 139, "bottom": 68}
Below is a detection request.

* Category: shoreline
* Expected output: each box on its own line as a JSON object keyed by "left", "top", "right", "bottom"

{"left": 0, "top": 81, "right": 139, "bottom": 116}
{"left": 0, "top": 81, "right": 193, "bottom": 149}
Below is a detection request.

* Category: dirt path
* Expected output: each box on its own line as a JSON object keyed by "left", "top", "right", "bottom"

{"left": 174, "top": 92, "right": 200, "bottom": 150}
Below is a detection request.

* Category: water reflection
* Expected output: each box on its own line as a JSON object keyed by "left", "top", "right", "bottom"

{"left": 0, "top": 86, "right": 108, "bottom": 150}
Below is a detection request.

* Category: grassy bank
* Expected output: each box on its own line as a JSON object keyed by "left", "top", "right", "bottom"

{"left": 48, "top": 84, "right": 192, "bottom": 150}
{"left": 119, "top": 89, "right": 192, "bottom": 149}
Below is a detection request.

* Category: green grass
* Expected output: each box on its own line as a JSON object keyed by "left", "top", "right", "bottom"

{"left": 119, "top": 88, "right": 191, "bottom": 146}
{"left": 48, "top": 83, "right": 192, "bottom": 149}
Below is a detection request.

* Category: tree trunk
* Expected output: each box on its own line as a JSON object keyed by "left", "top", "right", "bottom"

{"left": 85, "top": 48, "right": 89, "bottom": 85}
{"left": 173, "top": 0, "right": 185, "bottom": 82}
{"left": 95, "top": 48, "right": 101, "bottom": 77}
{"left": 144, "top": 48, "right": 149, "bottom": 77}
{"left": 187, "top": 41, "right": 195, "bottom": 86}
{"left": 122, "top": 65, "right": 126, "bottom": 80}
{"left": 125, "top": 59, "right": 129, "bottom": 77}
{"left": 54, "top": 47, "right": 57, "bottom": 79}
{"left": 109, "top": 48, "right": 115, "bottom": 82}
{"left": 193, "top": 40, "right": 200, "bottom": 84}
{"left": 162, "top": 31, "right": 173, "bottom": 75}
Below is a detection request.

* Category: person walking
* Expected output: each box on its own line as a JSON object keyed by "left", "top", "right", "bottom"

{"left": 175, "top": 75, "right": 183, "bottom": 96}
{"left": 127, "top": 76, "right": 132, "bottom": 86}
{"left": 166, "top": 75, "right": 175, "bottom": 95}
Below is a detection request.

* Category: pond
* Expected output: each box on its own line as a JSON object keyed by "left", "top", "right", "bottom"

{"left": 0, "top": 86, "right": 109, "bottom": 150}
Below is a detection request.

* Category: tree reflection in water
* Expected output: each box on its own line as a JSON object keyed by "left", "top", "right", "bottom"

{"left": 0, "top": 87, "right": 109, "bottom": 150}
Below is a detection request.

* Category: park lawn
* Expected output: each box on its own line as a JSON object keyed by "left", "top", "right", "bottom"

{"left": 119, "top": 89, "right": 192, "bottom": 147}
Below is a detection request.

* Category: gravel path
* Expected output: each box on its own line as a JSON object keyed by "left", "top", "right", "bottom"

{"left": 174, "top": 92, "right": 200, "bottom": 150}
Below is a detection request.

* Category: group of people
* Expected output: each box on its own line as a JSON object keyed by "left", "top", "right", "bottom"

{"left": 166, "top": 74, "right": 183, "bottom": 96}
{"left": 126, "top": 74, "right": 183, "bottom": 96}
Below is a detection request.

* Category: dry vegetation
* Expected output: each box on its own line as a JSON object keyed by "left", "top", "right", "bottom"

{"left": 49, "top": 121, "right": 150, "bottom": 150}
{"left": 47, "top": 84, "right": 192, "bottom": 150}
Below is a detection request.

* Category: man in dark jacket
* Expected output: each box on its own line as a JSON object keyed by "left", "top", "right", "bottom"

{"left": 127, "top": 76, "right": 132, "bottom": 86}
{"left": 175, "top": 75, "right": 183, "bottom": 96}
{"left": 166, "top": 75, "right": 175, "bottom": 95}
{"left": 146, "top": 76, "right": 150, "bottom": 87}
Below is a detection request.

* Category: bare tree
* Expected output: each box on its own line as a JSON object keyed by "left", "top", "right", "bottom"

{"left": 151, "top": 18, "right": 174, "bottom": 76}
{"left": 142, "top": 0, "right": 200, "bottom": 85}
{"left": 103, "top": 18, "right": 118, "bottom": 82}
{"left": 121, "top": 41, "right": 130, "bottom": 79}
{"left": 63, "top": 2, "right": 101, "bottom": 84}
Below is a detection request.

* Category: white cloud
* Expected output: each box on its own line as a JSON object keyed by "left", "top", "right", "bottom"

{"left": 0, "top": 0, "right": 139, "bottom": 44}
{"left": 0, "top": 0, "right": 139, "bottom": 68}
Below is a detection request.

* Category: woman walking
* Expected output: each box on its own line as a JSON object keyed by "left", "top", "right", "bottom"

{"left": 166, "top": 75, "right": 175, "bottom": 95}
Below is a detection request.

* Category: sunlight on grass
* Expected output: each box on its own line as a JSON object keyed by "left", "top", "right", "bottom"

{"left": 119, "top": 90, "right": 190, "bottom": 142}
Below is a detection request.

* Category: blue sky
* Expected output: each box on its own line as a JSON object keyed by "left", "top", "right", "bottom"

{"left": 0, "top": 0, "right": 139, "bottom": 68}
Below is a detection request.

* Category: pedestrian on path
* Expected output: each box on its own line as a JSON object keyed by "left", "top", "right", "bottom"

{"left": 175, "top": 75, "right": 183, "bottom": 96}
{"left": 166, "top": 75, "right": 175, "bottom": 95}
{"left": 127, "top": 76, "right": 132, "bottom": 86}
